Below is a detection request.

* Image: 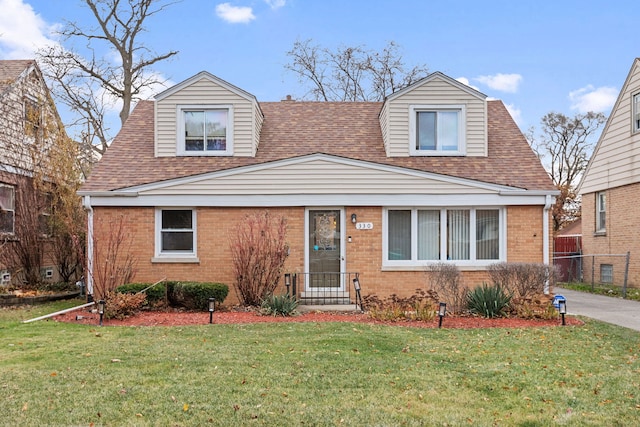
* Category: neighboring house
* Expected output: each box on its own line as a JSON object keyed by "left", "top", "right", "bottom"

{"left": 579, "top": 58, "right": 640, "bottom": 288}
{"left": 0, "top": 59, "right": 67, "bottom": 285}
{"left": 553, "top": 219, "right": 582, "bottom": 282}
{"left": 79, "top": 70, "right": 557, "bottom": 304}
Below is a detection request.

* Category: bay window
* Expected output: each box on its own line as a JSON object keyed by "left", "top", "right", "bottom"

{"left": 384, "top": 207, "right": 502, "bottom": 265}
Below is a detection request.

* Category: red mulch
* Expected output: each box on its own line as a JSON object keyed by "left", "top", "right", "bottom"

{"left": 54, "top": 307, "right": 583, "bottom": 329}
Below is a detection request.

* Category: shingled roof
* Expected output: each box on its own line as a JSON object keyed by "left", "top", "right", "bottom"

{"left": 81, "top": 99, "right": 555, "bottom": 192}
{"left": 0, "top": 59, "right": 35, "bottom": 93}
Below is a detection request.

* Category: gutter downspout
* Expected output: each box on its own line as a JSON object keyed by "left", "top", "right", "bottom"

{"left": 82, "top": 195, "right": 94, "bottom": 299}
{"left": 543, "top": 194, "right": 553, "bottom": 294}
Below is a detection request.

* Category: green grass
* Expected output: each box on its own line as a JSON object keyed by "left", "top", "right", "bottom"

{"left": 2, "top": 301, "right": 640, "bottom": 426}
{"left": 560, "top": 282, "right": 640, "bottom": 301}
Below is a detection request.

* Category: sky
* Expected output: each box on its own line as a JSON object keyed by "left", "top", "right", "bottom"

{"left": 0, "top": 0, "right": 636, "bottom": 140}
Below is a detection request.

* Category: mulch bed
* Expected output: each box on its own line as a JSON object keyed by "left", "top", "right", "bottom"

{"left": 54, "top": 307, "right": 583, "bottom": 329}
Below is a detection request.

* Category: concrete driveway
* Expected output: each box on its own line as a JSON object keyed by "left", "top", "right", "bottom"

{"left": 554, "top": 287, "right": 640, "bottom": 332}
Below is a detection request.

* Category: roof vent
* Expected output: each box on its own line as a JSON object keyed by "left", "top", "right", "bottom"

{"left": 283, "top": 95, "right": 293, "bottom": 102}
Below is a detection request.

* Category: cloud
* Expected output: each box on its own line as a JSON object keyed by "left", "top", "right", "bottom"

{"left": 0, "top": 0, "right": 59, "bottom": 59}
{"left": 265, "top": 0, "right": 286, "bottom": 9}
{"left": 474, "top": 73, "right": 522, "bottom": 93}
{"left": 569, "top": 85, "right": 618, "bottom": 113}
{"left": 504, "top": 103, "right": 523, "bottom": 126}
{"left": 455, "top": 77, "right": 480, "bottom": 92}
{"left": 216, "top": 3, "right": 256, "bottom": 23}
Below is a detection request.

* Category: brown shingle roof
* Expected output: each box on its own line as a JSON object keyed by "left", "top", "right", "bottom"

{"left": 0, "top": 59, "right": 35, "bottom": 93}
{"left": 81, "top": 99, "right": 555, "bottom": 192}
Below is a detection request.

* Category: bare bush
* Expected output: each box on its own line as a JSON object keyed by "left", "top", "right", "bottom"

{"left": 229, "top": 211, "right": 288, "bottom": 306}
{"left": 426, "top": 263, "right": 467, "bottom": 314}
{"left": 91, "top": 215, "right": 136, "bottom": 300}
{"left": 487, "top": 262, "right": 554, "bottom": 300}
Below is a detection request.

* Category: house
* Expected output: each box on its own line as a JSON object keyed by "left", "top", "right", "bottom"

{"left": 78, "top": 70, "right": 557, "bottom": 304}
{"left": 578, "top": 58, "right": 640, "bottom": 288}
{"left": 0, "top": 59, "right": 68, "bottom": 285}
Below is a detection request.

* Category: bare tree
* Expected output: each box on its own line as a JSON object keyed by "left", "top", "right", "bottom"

{"left": 37, "top": 0, "right": 178, "bottom": 157}
{"left": 527, "top": 111, "right": 606, "bottom": 232}
{"left": 286, "top": 39, "right": 428, "bottom": 101}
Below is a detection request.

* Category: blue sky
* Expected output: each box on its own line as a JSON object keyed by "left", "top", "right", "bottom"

{"left": 0, "top": 0, "right": 636, "bottom": 136}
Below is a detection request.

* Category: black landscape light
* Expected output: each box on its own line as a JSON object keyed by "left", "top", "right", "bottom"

{"left": 438, "top": 302, "right": 446, "bottom": 328}
{"left": 208, "top": 297, "right": 215, "bottom": 324}
{"left": 97, "top": 300, "right": 105, "bottom": 326}
{"left": 285, "top": 273, "right": 291, "bottom": 295}
{"left": 558, "top": 299, "right": 567, "bottom": 326}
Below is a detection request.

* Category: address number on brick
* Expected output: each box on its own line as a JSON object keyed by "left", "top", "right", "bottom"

{"left": 355, "top": 222, "right": 373, "bottom": 230}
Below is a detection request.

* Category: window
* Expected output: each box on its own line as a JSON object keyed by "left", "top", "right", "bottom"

{"left": 0, "top": 184, "right": 15, "bottom": 234}
{"left": 385, "top": 208, "right": 502, "bottom": 265}
{"left": 633, "top": 93, "right": 640, "bottom": 133}
{"left": 177, "top": 105, "right": 233, "bottom": 156}
{"left": 24, "top": 96, "right": 41, "bottom": 139}
{"left": 410, "top": 105, "right": 464, "bottom": 155}
{"left": 155, "top": 209, "right": 197, "bottom": 259}
{"left": 600, "top": 264, "right": 613, "bottom": 283}
{"left": 596, "top": 191, "right": 606, "bottom": 232}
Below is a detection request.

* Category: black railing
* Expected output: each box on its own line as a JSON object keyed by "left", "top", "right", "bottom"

{"left": 284, "top": 272, "right": 363, "bottom": 309}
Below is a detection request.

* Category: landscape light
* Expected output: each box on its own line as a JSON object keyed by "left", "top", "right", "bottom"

{"left": 438, "top": 302, "right": 446, "bottom": 328}
{"left": 97, "top": 300, "right": 105, "bottom": 326}
{"left": 558, "top": 299, "right": 567, "bottom": 326}
{"left": 208, "top": 298, "right": 215, "bottom": 324}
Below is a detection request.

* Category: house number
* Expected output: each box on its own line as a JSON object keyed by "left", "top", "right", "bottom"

{"left": 355, "top": 222, "right": 373, "bottom": 230}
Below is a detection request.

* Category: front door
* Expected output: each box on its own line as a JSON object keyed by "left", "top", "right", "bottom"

{"left": 306, "top": 209, "right": 344, "bottom": 290}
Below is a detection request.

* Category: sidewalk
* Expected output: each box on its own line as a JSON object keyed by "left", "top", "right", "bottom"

{"left": 554, "top": 287, "right": 640, "bottom": 332}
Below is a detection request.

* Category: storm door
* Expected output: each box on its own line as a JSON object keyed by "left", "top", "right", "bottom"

{"left": 306, "top": 209, "right": 344, "bottom": 290}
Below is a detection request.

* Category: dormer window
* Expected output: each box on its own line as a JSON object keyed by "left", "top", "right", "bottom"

{"left": 409, "top": 105, "right": 465, "bottom": 156}
{"left": 177, "top": 105, "right": 233, "bottom": 156}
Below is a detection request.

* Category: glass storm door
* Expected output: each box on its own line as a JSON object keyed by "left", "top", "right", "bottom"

{"left": 307, "top": 209, "right": 343, "bottom": 289}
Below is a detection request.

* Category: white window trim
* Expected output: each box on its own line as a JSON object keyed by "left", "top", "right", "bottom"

{"left": 0, "top": 183, "right": 15, "bottom": 235}
{"left": 633, "top": 93, "right": 640, "bottom": 133}
{"left": 409, "top": 104, "right": 466, "bottom": 156}
{"left": 382, "top": 206, "right": 505, "bottom": 268}
{"left": 152, "top": 208, "right": 199, "bottom": 263}
{"left": 595, "top": 191, "right": 606, "bottom": 233}
{"left": 176, "top": 104, "right": 234, "bottom": 156}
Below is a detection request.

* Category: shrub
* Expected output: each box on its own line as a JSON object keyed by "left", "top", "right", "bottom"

{"left": 260, "top": 293, "right": 299, "bottom": 316}
{"left": 426, "top": 263, "right": 467, "bottom": 314}
{"left": 364, "top": 289, "right": 438, "bottom": 322}
{"left": 103, "top": 291, "right": 146, "bottom": 320}
{"left": 167, "top": 281, "right": 229, "bottom": 310}
{"left": 487, "top": 262, "right": 555, "bottom": 300}
{"left": 116, "top": 282, "right": 166, "bottom": 306}
{"left": 229, "top": 211, "right": 288, "bottom": 306}
{"left": 467, "top": 283, "right": 512, "bottom": 318}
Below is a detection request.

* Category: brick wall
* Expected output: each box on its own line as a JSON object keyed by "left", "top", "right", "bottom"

{"left": 91, "top": 204, "right": 549, "bottom": 305}
{"left": 582, "top": 184, "right": 639, "bottom": 287}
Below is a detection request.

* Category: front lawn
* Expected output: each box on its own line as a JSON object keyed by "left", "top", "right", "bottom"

{"left": 1, "top": 301, "right": 640, "bottom": 426}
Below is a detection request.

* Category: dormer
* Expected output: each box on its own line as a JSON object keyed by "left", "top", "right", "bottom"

{"left": 379, "top": 72, "right": 487, "bottom": 157}
{"left": 154, "top": 72, "right": 264, "bottom": 157}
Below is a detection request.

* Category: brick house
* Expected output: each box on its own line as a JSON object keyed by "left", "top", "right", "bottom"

{"left": 579, "top": 58, "right": 640, "bottom": 287}
{"left": 79, "top": 70, "right": 556, "bottom": 304}
{"left": 0, "top": 59, "right": 67, "bottom": 285}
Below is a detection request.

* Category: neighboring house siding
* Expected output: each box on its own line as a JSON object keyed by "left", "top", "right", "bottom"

{"left": 137, "top": 159, "right": 500, "bottom": 196}
{"left": 92, "top": 204, "right": 547, "bottom": 305}
{"left": 155, "top": 78, "right": 257, "bottom": 157}
{"left": 580, "top": 60, "right": 640, "bottom": 194}
{"left": 583, "top": 185, "right": 640, "bottom": 287}
{"left": 382, "top": 76, "right": 487, "bottom": 157}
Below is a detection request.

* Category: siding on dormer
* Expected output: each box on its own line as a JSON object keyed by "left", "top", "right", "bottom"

{"left": 380, "top": 75, "right": 487, "bottom": 157}
{"left": 155, "top": 77, "right": 261, "bottom": 157}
